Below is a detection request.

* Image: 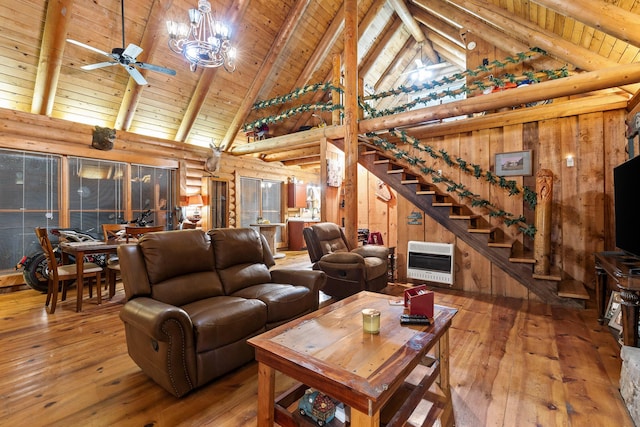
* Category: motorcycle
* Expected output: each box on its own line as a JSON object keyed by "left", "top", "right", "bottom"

{"left": 17, "top": 210, "right": 156, "bottom": 292}
{"left": 16, "top": 228, "right": 106, "bottom": 293}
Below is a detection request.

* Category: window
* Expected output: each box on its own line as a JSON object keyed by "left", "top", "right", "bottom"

{"left": 240, "top": 177, "right": 283, "bottom": 242}
{"left": 130, "top": 164, "right": 175, "bottom": 228}
{"left": 69, "top": 157, "right": 126, "bottom": 232}
{"left": 0, "top": 149, "right": 60, "bottom": 272}
{"left": 0, "top": 149, "right": 176, "bottom": 275}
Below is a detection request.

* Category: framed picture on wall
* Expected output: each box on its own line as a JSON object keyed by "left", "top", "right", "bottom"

{"left": 495, "top": 150, "right": 533, "bottom": 177}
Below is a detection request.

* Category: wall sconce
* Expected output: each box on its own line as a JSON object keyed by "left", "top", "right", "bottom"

{"left": 566, "top": 155, "right": 575, "bottom": 167}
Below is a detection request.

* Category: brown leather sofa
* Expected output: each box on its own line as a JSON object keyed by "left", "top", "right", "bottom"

{"left": 303, "top": 222, "right": 389, "bottom": 299}
{"left": 117, "top": 227, "right": 325, "bottom": 397}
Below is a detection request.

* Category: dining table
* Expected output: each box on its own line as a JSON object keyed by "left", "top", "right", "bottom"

{"left": 58, "top": 239, "right": 124, "bottom": 312}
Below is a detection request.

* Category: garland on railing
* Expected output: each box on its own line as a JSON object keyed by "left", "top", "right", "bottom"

{"left": 243, "top": 103, "right": 343, "bottom": 132}
{"left": 252, "top": 83, "right": 344, "bottom": 111}
{"left": 365, "top": 129, "right": 538, "bottom": 237}
{"left": 361, "top": 68, "right": 568, "bottom": 118}
{"left": 363, "top": 47, "right": 548, "bottom": 102}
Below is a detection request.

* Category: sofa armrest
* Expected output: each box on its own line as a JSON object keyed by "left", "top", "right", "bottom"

{"left": 352, "top": 245, "right": 389, "bottom": 260}
{"left": 271, "top": 269, "right": 326, "bottom": 292}
{"left": 271, "top": 269, "right": 326, "bottom": 309}
{"left": 120, "top": 297, "right": 194, "bottom": 344}
{"left": 321, "top": 251, "right": 364, "bottom": 264}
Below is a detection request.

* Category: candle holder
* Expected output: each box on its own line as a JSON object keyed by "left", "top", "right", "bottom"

{"left": 362, "top": 308, "right": 381, "bottom": 334}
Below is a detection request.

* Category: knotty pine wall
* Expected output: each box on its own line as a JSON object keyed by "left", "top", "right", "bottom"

{"left": 391, "top": 109, "right": 628, "bottom": 300}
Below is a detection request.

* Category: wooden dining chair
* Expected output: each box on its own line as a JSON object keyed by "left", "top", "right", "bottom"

{"left": 125, "top": 225, "right": 165, "bottom": 243}
{"left": 101, "top": 224, "right": 127, "bottom": 298}
{"left": 35, "top": 227, "right": 103, "bottom": 314}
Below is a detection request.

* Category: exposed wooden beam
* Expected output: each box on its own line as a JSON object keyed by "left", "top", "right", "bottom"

{"left": 230, "top": 125, "right": 343, "bottom": 155}
{"left": 32, "top": 0, "right": 75, "bottom": 116}
{"left": 411, "top": 0, "right": 564, "bottom": 72}
{"left": 344, "top": 0, "right": 359, "bottom": 247}
{"left": 262, "top": 147, "right": 321, "bottom": 162}
{"left": 409, "top": 5, "right": 464, "bottom": 49}
{"left": 387, "top": 0, "right": 439, "bottom": 64}
{"left": 359, "top": 16, "right": 403, "bottom": 78}
{"left": 222, "top": 0, "right": 312, "bottom": 151}
{"left": 359, "top": 63, "right": 640, "bottom": 134}
{"left": 282, "top": 156, "right": 321, "bottom": 166}
{"left": 446, "top": 0, "right": 640, "bottom": 94}
{"left": 532, "top": 0, "right": 640, "bottom": 48}
{"left": 285, "top": 0, "right": 387, "bottom": 135}
{"left": 373, "top": 36, "right": 414, "bottom": 92}
{"left": 174, "top": 0, "right": 250, "bottom": 142}
{"left": 115, "top": 0, "right": 173, "bottom": 131}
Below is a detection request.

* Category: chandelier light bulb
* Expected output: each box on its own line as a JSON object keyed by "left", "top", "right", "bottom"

{"left": 167, "top": 0, "right": 236, "bottom": 72}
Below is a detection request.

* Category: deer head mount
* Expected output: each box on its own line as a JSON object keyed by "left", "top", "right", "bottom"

{"left": 205, "top": 141, "right": 224, "bottom": 173}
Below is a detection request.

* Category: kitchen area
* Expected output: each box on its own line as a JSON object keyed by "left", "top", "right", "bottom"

{"left": 286, "top": 178, "right": 321, "bottom": 251}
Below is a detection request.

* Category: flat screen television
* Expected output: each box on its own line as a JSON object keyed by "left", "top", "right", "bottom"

{"left": 613, "top": 155, "right": 640, "bottom": 259}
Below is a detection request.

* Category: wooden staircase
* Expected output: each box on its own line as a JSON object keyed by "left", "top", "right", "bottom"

{"left": 356, "top": 147, "right": 588, "bottom": 308}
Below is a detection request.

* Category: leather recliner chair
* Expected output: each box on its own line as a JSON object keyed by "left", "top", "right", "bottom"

{"left": 303, "top": 222, "right": 389, "bottom": 299}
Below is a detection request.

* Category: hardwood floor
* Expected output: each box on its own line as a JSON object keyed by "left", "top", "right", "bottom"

{"left": 0, "top": 251, "right": 632, "bottom": 426}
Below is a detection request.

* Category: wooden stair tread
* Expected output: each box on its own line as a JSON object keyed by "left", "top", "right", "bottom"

{"left": 487, "top": 241, "right": 513, "bottom": 248}
{"left": 432, "top": 202, "right": 454, "bottom": 207}
{"left": 450, "top": 214, "right": 480, "bottom": 220}
{"left": 468, "top": 227, "right": 496, "bottom": 234}
{"left": 557, "top": 279, "right": 590, "bottom": 300}
{"left": 401, "top": 179, "right": 419, "bottom": 185}
{"left": 509, "top": 245, "right": 536, "bottom": 263}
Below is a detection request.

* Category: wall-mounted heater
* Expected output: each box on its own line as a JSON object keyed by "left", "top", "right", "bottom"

{"left": 407, "top": 241, "right": 455, "bottom": 285}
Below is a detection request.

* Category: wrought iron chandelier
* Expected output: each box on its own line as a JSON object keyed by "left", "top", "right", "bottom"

{"left": 166, "top": 0, "right": 236, "bottom": 72}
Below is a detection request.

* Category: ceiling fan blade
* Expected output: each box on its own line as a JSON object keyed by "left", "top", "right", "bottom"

{"left": 66, "top": 39, "right": 113, "bottom": 58}
{"left": 124, "top": 65, "right": 148, "bottom": 85}
{"left": 123, "top": 44, "right": 143, "bottom": 60}
{"left": 136, "top": 62, "right": 177, "bottom": 76}
{"left": 81, "top": 62, "right": 117, "bottom": 70}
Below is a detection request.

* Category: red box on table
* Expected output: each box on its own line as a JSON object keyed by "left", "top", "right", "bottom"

{"left": 404, "top": 285, "right": 434, "bottom": 318}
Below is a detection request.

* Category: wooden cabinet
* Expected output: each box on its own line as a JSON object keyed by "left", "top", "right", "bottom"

{"left": 287, "top": 220, "right": 318, "bottom": 251}
{"left": 288, "top": 183, "right": 307, "bottom": 208}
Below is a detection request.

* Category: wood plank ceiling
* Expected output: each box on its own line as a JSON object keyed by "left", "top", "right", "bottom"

{"left": 1, "top": 0, "right": 640, "bottom": 165}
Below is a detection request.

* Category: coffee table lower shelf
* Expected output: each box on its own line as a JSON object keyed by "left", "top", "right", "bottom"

{"left": 274, "top": 356, "right": 449, "bottom": 427}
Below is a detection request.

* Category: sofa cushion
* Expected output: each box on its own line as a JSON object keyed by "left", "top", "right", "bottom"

{"left": 217, "top": 263, "right": 273, "bottom": 295}
{"left": 140, "top": 229, "right": 215, "bottom": 283}
{"left": 210, "top": 228, "right": 265, "bottom": 269}
{"left": 183, "top": 296, "right": 267, "bottom": 352}
{"left": 231, "top": 283, "right": 313, "bottom": 323}
{"left": 151, "top": 271, "right": 225, "bottom": 306}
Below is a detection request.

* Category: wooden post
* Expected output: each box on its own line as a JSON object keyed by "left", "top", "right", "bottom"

{"left": 332, "top": 54, "right": 341, "bottom": 126}
{"left": 534, "top": 169, "right": 553, "bottom": 275}
{"left": 343, "top": 0, "right": 358, "bottom": 247}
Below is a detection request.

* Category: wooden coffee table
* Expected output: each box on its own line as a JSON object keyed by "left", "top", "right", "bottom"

{"left": 248, "top": 291, "right": 457, "bottom": 427}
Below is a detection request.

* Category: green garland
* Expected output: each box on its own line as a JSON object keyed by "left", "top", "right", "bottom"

{"left": 252, "top": 83, "right": 343, "bottom": 111}
{"left": 363, "top": 47, "right": 547, "bottom": 102}
{"left": 362, "top": 68, "right": 568, "bottom": 118}
{"left": 366, "top": 130, "right": 538, "bottom": 238}
{"left": 243, "top": 103, "right": 343, "bottom": 132}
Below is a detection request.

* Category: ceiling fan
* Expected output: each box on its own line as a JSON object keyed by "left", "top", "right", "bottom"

{"left": 401, "top": 44, "right": 449, "bottom": 81}
{"left": 66, "top": 0, "right": 176, "bottom": 85}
